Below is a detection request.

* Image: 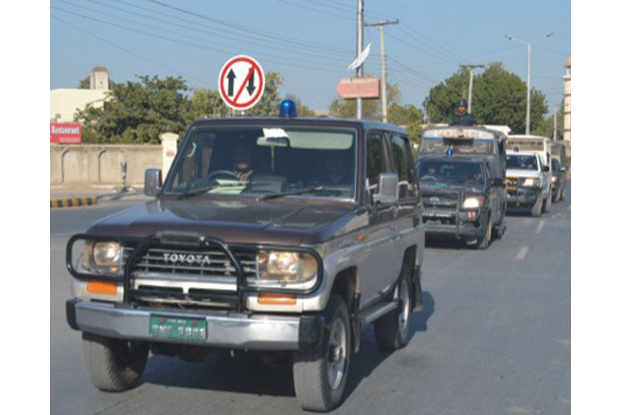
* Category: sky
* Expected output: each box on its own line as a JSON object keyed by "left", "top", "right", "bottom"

{"left": 49, "top": 0, "right": 571, "bottom": 115}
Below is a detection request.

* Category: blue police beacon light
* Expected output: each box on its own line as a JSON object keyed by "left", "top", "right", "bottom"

{"left": 514, "top": 146, "right": 519, "bottom": 152}
{"left": 446, "top": 148, "right": 453, "bottom": 157}
{"left": 279, "top": 99, "right": 297, "bottom": 117}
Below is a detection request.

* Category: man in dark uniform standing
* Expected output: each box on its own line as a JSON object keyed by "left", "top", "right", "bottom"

{"left": 450, "top": 98, "right": 476, "bottom": 126}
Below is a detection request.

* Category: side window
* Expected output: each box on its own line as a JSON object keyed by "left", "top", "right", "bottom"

{"left": 390, "top": 133, "right": 417, "bottom": 199}
{"left": 366, "top": 132, "right": 385, "bottom": 189}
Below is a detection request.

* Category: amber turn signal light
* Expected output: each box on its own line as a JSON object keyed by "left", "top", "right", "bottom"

{"left": 87, "top": 280, "right": 118, "bottom": 295}
{"left": 258, "top": 293, "right": 297, "bottom": 305}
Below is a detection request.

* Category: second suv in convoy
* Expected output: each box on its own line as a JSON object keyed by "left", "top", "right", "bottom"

{"left": 65, "top": 102, "right": 425, "bottom": 412}
{"left": 416, "top": 126, "right": 507, "bottom": 249}
{"left": 506, "top": 151, "right": 552, "bottom": 216}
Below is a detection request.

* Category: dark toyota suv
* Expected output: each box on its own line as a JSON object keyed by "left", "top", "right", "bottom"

{"left": 65, "top": 102, "right": 425, "bottom": 412}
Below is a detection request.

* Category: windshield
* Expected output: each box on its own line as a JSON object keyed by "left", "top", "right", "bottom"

{"left": 416, "top": 160, "right": 485, "bottom": 186}
{"left": 164, "top": 126, "right": 357, "bottom": 199}
{"left": 506, "top": 155, "right": 538, "bottom": 171}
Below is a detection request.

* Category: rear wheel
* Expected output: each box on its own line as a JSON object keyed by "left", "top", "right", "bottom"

{"left": 82, "top": 332, "right": 149, "bottom": 392}
{"left": 374, "top": 268, "right": 413, "bottom": 350}
{"left": 293, "top": 295, "right": 351, "bottom": 412}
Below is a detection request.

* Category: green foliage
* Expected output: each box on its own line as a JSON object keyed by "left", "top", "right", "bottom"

{"left": 74, "top": 71, "right": 314, "bottom": 144}
{"left": 247, "top": 72, "right": 283, "bottom": 116}
{"left": 285, "top": 94, "right": 316, "bottom": 117}
{"left": 76, "top": 75, "right": 192, "bottom": 144}
{"left": 423, "top": 62, "right": 549, "bottom": 134}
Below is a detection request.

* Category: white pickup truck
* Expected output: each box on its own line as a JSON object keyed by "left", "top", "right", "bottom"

{"left": 505, "top": 151, "right": 552, "bottom": 216}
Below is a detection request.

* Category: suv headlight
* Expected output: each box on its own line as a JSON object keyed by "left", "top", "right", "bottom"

{"left": 82, "top": 241, "right": 122, "bottom": 275}
{"left": 551, "top": 176, "right": 557, "bottom": 183}
{"left": 462, "top": 196, "right": 484, "bottom": 209}
{"left": 253, "top": 250, "right": 318, "bottom": 289}
{"left": 522, "top": 178, "right": 540, "bottom": 187}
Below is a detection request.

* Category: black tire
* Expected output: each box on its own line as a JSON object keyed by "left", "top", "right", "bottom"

{"left": 493, "top": 214, "right": 506, "bottom": 240}
{"left": 475, "top": 214, "right": 492, "bottom": 250}
{"left": 293, "top": 295, "right": 351, "bottom": 412}
{"left": 542, "top": 188, "right": 552, "bottom": 213}
{"left": 374, "top": 266, "right": 413, "bottom": 350}
{"left": 530, "top": 195, "right": 542, "bottom": 217}
{"left": 82, "top": 332, "right": 149, "bottom": 392}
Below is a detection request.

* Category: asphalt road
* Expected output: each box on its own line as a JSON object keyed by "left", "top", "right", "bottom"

{"left": 50, "top": 189, "right": 570, "bottom": 415}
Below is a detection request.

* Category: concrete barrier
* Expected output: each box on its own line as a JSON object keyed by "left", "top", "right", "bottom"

{"left": 50, "top": 144, "right": 163, "bottom": 186}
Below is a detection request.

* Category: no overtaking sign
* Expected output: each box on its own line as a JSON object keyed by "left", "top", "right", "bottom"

{"left": 219, "top": 55, "right": 265, "bottom": 110}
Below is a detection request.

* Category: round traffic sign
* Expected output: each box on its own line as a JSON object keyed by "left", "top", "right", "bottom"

{"left": 218, "top": 55, "right": 265, "bottom": 110}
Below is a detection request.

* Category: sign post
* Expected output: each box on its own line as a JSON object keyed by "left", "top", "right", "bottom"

{"left": 336, "top": 77, "right": 380, "bottom": 100}
{"left": 218, "top": 56, "right": 265, "bottom": 111}
{"left": 50, "top": 123, "right": 82, "bottom": 144}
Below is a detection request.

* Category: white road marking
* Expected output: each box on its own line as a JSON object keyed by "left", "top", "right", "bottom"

{"left": 535, "top": 220, "right": 545, "bottom": 234}
{"left": 516, "top": 247, "right": 530, "bottom": 260}
{"left": 553, "top": 213, "right": 562, "bottom": 218}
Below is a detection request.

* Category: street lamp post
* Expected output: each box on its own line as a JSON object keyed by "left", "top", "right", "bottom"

{"left": 505, "top": 32, "right": 553, "bottom": 135}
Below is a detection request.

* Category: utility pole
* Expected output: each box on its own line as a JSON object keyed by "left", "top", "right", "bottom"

{"left": 356, "top": 0, "right": 364, "bottom": 119}
{"left": 459, "top": 64, "right": 484, "bottom": 113}
{"left": 553, "top": 106, "right": 558, "bottom": 141}
{"left": 506, "top": 32, "right": 553, "bottom": 135}
{"left": 365, "top": 19, "right": 399, "bottom": 123}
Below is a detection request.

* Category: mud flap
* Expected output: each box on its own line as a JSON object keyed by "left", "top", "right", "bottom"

{"left": 412, "top": 266, "right": 424, "bottom": 312}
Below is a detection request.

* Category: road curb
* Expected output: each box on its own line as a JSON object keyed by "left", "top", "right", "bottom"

{"left": 50, "top": 197, "right": 99, "bottom": 209}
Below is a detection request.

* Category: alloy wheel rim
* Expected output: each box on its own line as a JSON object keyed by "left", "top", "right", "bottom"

{"left": 327, "top": 318, "right": 347, "bottom": 390}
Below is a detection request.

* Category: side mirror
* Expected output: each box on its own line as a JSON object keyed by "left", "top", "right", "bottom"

{"left": 144, "top": 169, "right": 162, "bottom": 197}
{"left": 373, "top": 173, "right": 399, "bottom": 205}
{"left": 541, "top": 165, "right": 550, "bottom": 173}
{"left": 490, "top": 178, "right": 504, "bottom": 187}
{"left": 560, "top": 167, "right": 567, "bottom": 173}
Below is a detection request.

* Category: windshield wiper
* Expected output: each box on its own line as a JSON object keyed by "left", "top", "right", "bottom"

{"left": 177, "top": 182, "right": 249, "bottom": 199}
{"left": 259, "top": 186, "right": 326, "bottom": 201}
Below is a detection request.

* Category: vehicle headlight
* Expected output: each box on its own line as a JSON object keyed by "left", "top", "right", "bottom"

{"left": 522, "top": 178, "right": 540, "bottom": 187}
{"left": 254, "top": 250, "right": 318, "bottom": 289}
{"left": 83, "top": 241, "right": 122, "bottom": 274}
{"left": 551, "top": 176, "right": 557, "bottom": 183}
{"left": 462, "top": 196, "right": 484, "bottom": 209}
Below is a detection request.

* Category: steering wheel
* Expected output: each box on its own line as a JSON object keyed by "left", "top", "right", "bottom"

{"left": 420, "top": 175, "right": 437, "bottom": 181}
{"left": 205, "top": 170, "right": 240, "bottom": 183}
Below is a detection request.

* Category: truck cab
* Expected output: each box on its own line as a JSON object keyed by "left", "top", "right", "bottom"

{"left": 505, "top": 151, "right": 552, "bottom": 216}
{"left": 506, "top": 135, "right": 553, "bottom": 216}
{"left": 416, "top": 126, "right": 507, "bottom": 249}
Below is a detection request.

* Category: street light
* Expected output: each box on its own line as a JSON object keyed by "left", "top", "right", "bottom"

{"left": 505, "top": 32, "right": 554, "bottom": 135}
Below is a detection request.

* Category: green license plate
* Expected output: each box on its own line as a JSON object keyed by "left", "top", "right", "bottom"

{"left": 149, "top": 316, "right": 207, "bottom": 342}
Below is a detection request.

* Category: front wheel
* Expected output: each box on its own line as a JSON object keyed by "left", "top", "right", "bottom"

{"left": 476, "top": 214, "right": 492, "bottom": 250}
{"left": 542, "top": 188, "right": 552, "bottom": 213}
{"left": 374, "top": 268, "right": 413, "bottom": 350}
{"left": 82, "top": 332, "right": 149, "bottom": 392}
{"left": 293, "top": 295, "right": 351, "bottom": 412}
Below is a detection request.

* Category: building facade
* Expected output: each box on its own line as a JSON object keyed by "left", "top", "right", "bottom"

{"left": 563, "top": 57, "right": 571, "bottom": 146}
{"left": 50, "top": 67, "right": 111, "bottom": 123}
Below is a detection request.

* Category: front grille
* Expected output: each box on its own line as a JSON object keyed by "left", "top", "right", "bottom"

{"left": 506, "top": 177, "right": 520, "bottom": 188}
{"left": 422, "top": 193, "right": 460, "bottom": 210}
{"left": 125, "top": 246, "right": 257, "bottom": 309}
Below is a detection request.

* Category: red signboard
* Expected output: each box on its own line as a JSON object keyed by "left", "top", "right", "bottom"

{"left": 337, "top": 77, "right": 380, "bottom": 99}
{"left": 50, "top": 123, "right": 81, "bottom": 144}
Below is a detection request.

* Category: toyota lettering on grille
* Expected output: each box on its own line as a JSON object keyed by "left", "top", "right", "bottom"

{"left": 163, "top": 253, "right": 211, "bottom": 266}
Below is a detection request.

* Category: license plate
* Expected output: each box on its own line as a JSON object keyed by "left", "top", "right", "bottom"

{"left": 149, "top": 316, "right": 207, "bottom": 342}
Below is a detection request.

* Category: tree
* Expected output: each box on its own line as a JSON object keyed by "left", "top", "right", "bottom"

{"left": 75, "top": 75, "right": 192, "bottom": 144}
{"left": 189, "top": 88, "right": 229, "bottom": 119}
{"left": 246, "top": 71, "right": 283, "bottom": 116}
{"left": 423, "top": 62, "right": 549, "bottom": 134}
